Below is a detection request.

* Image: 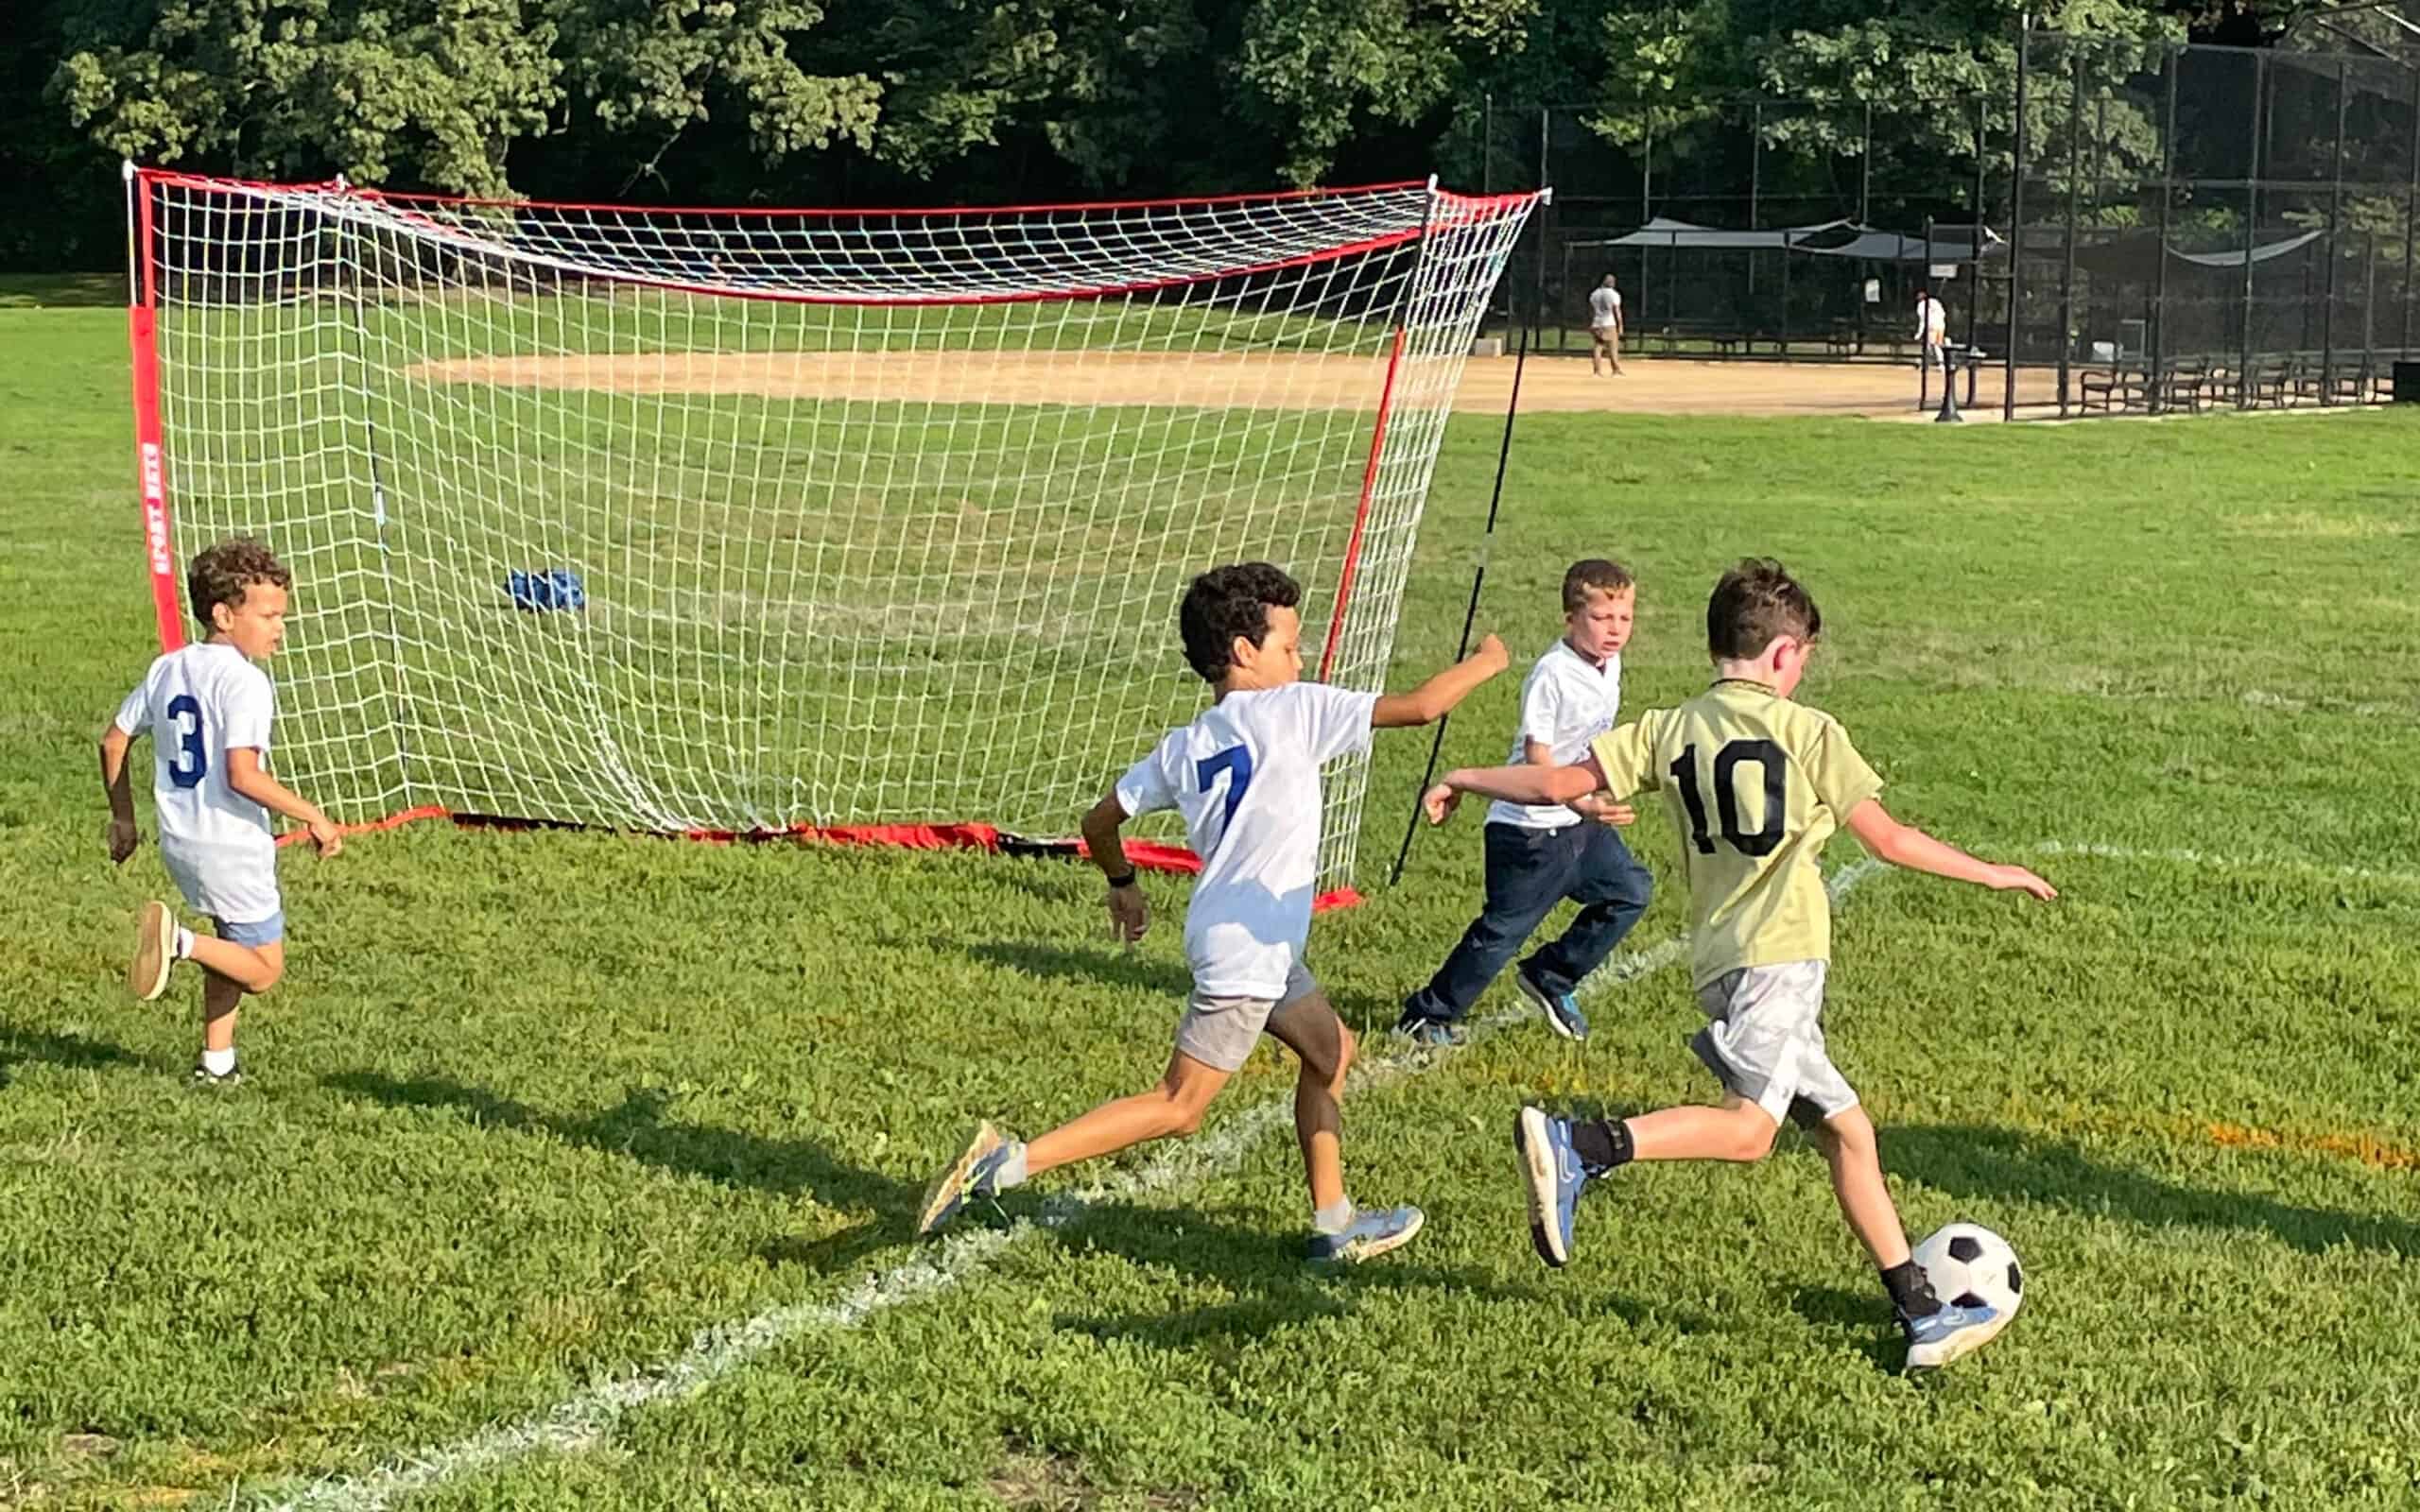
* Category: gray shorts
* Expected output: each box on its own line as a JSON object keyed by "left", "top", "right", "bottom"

{"left": 1177, "top": 961, "right": 1320, "bottom": 1073}
{"left": 1688, "top": 959, "right": 1858, "bottom": 1131}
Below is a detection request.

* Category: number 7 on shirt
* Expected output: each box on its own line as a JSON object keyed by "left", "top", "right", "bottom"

{"left": 1195, "top": 744, "right": 1253, "bottom": 840}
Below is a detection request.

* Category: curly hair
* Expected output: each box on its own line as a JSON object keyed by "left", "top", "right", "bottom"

{"left": 1178, "top": 562, "right": 1301, "bottom": 683}
{"left": 187, "top": 539, "right": 291, "bottom": 627}
{"left": 1706, "top": 558, "right": 1821, "bottom": 661}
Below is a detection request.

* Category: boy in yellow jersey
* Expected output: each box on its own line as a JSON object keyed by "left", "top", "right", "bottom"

{"left": 1421, "top": 558, "right": 2056, "bottom": 1370}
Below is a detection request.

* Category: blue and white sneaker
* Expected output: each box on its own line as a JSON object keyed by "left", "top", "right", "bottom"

{"left": 917, "top": 1121, "right": 1012, "bottom": 1235}
{"left": 1514, "top": 1106, "right": 1587, "bottom": 1267}
{"left": 1901, "top": 1300, "right": 2007, "bottom": 1370}
{"left": 1514, "top": 962, "right": 1590, "bottom": 1041}
{"left": 1306, "top": 1204, "right": 1426, "bottom": 1263}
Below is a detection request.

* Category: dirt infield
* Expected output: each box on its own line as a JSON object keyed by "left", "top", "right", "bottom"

{"left": 408, "top": 349, "right": 2063, "bottom": 421}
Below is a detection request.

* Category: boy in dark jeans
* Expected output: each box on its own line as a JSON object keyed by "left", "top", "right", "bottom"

{"left": 1395, "top": 560, "right": 1653, "bottom": 1046}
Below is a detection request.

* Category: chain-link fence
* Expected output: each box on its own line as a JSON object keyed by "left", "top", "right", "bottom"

{"left": 1468, "top": 35, "right": 2420, "bottom": 415}
{"left": 2013, "top": 35, "right": 2417, "bottom": 414}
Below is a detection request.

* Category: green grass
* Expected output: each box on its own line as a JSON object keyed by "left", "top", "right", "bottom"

{"left": 3, "top": 296, "right": 2418, "bottom": 1509}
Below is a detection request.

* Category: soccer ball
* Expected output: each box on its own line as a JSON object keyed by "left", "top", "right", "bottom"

{"left": 1913, "top": 1223, "right": 2024, "bottom": 1318}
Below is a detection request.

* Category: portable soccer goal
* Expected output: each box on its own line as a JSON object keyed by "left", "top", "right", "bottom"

{"left": 124, "top": 165, "right": 1541, "bottom": 899}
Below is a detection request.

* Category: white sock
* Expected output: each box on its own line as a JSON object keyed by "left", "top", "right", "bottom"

{"left": 173, "top": 926, "right": 195, "bottom": 960}
{"left": 200, "top": 1047, "right": 235, "bottom": 1076}
{"left": 992, "top": 1141, "right": 1029, "bottom": 1191}
{"left": 1313, "top": 1198, "right": 1355, "bottom": 1235}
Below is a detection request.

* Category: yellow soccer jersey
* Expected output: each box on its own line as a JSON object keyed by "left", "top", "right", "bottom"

{"left": 1588, "top": 679, "right": 1883, "bottom": 986}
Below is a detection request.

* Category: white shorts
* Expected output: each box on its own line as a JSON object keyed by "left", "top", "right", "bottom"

{"left": 160, "top": 836, "right": 282, "bottom": 927}
{"left": 1688, "top": 959, "right": 1858, "bottom": 1130}
{"left": 1177, "top": 961, "right": 1321, "bottom": 1073}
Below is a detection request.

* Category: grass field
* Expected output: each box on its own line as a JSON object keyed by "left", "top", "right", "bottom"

{"left": 4, "top": 284, "right": 2419, "bottom": 1510}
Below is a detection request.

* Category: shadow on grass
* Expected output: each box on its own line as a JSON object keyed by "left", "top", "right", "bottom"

{"left": 0, "top": 273, "right": 122, "bottom": 309}
{"left": 1889, "top": 1123, "right": 2419, "bottom": 1257}
{"left": 322, "top": 1073, "right": 920, "bottom": 1274}
{"left": 962, "top": 939, "right": 1404, "bottom": 1038}
{"left": 966, "top": 939, "right": 1193, "bottom": 998}
{"left": 1043, "top": 1198, "right": 1573, "bottom": 1351}
{"left": 1786, "top": 1285, "right": 1903, "bottom": 1373}
{"left": 0, "top": 1025, "right": 154, "bottom": 1090}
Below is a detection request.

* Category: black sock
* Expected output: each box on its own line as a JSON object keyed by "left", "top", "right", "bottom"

{"left": 1567, "top": 1117, "right": 1634, "bottom": 1175}
{"left": 1881, "top": 1261, "right": 1940, "bottom": 1318}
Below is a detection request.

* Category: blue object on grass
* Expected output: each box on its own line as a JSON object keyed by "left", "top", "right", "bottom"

{"left": 508, "top": 568, "right": 586, "bottom": 611}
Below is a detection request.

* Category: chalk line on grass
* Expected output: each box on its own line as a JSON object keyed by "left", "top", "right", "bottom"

{"left": 259, "top": 864, "right": 1888, "bottom": 1512}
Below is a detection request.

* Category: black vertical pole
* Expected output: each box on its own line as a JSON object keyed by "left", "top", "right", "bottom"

{"left": 2324, "top": 58, "right": 2348, "bottom": 401}
{"left": 2006, "top": 13, "right": 2031, "bottom": 420}
{"left": 2242, "top": 53, "right": 2265, "bottom": 407}
{"left": 1643, "top": 121, "right": 1654, "bottom": 225}
{"left": 1538, "top": 106, "right": 1551, "bottom": 352}
{"left": 2153, "top": 43, "right": 2178, "bottom": 409}
{"left": 1481, "top": 94, "right": 1493, "bottom": 198}
{"left": 1749, "top": 103, "right": 1763, "bottom": 303}
{"left": 2406, "top": 66, "right": 2419, "bottom": 352}
{"left": 1969, "top": 94, "right": 1987, "bottom": 356}
{"left": 2061, "top": 43, "right": 2083, "bottom": 416}
{"left": 1860, "top": 102, "right": 1874, "bottom": 225}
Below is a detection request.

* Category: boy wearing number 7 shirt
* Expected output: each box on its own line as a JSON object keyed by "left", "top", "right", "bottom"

{"left": 920, "top": 562, "right": 1508, "bottom": 1262}
{"left": 1423, "top": 558, "right": 2056, "bottom": 1369}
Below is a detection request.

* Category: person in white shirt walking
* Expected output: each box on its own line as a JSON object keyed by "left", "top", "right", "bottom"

{"left": 1589, "top": 274, "right": 1626, "bottom": 376}
{"left": 102, "top": 539, "right": 342, "bottom": 1088}
{"left": 918, "top": 561, "right": 1509, "bottom": 1263}
{"left": 1914, "top": 286, "right": 1949, "bottom": 378}
{"left": 1395, "top": 559, "right": 1654, "bottom": 1045}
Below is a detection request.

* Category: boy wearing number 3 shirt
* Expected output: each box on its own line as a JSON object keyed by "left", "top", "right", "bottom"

{"left": 100, "top": 539, "right": 342, "bottom": 1088}
{"left": 1424, "top": 558, "right": 2056, "bottom": 1369}
{"left": 920, "top": 562, "right": 1506, "bottom": 1263}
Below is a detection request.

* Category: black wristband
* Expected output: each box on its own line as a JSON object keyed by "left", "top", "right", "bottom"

{"left": 1104, "top": 869, "right": 1138, "bottom": 890}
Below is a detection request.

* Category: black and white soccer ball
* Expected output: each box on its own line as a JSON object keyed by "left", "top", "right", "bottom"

{"left": 1913, "top": 1223, "right": 2024, "bottom": 1318}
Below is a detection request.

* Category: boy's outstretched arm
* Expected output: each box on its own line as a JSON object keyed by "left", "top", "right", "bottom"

{"left": 99, "top": 724, "right": 140, "bottom": 864}
{"left": 1371, "top": 634, "right": 1510, "bottom": 729}
{"left": 1424, "top": 754, "right": 1606, "bottom": 824}
{"left": 1844, "top": 799, "right": 2056, "bottom": 900}
{"left": 1080, "top": 791, "right": 1149, "bottom": 943}
{"left": 223, "top": 748, "right": 344, "bottom": 856}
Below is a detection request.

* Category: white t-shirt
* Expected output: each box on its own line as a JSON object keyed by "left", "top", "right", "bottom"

{"left": 1589, "top": 286, "right": 1623, "bottom": 329}
{"left": 1115, "top": 681, "right": 1378, "bottom": 998}
{"left": 1488, "top": 639, "right": 1622, "bottom": 831}
{"left": 1917, "top": 297, "right": 1947, "bottom": 343}
{"left": 114, "top": 643, "right": 280, "bottom": 917}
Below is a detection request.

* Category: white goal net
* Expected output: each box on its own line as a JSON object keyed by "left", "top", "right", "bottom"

{"left": 128, "top": 168, "right": 1539, "bottom": 894}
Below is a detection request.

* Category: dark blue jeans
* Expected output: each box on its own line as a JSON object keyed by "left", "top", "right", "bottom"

{"left": 1402, "top": 820, "right": 1654, "bottom": 1025}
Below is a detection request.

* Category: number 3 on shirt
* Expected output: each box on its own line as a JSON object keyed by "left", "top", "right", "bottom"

{"left": 1669, "top": 739, "right": 1785, "bottom": 857}
{"left": 166, "top": 694, "right": 209, "bottom": 789}
{"left": 1195, "top": 744, "right": 1253, "bottom": 837}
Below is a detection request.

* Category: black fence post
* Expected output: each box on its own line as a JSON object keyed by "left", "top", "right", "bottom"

{"left": 2241, "top": 53, "right": 2265, "bottom": 407}
{"left": 1969, "top": 95, "right": 1987, "bottom": 360}
{"left": 2324, "top": 59, "right": 2347, "bottom": 402}
{"left": 2061, "top": 43, "right": 2083, "bottom": 416}
{"left": 1860, "top": 103, "right": 1874, "bottom": 225}
{"left": 2006, "top": 13, "right": 2031, "bottom": 421}
{"left": 2406, "top": 67, "right": 2418, "bottom": 353}
{"left": 2153, "top": 43, "right": 2178, "bottom": 411}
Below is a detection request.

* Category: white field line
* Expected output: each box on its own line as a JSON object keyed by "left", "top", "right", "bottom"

{"left": 257, "top": 863, "right": 1888, "bottom": 1512}
{"left": 2034, "top": 839, "right": 2420, "bottom": 888}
